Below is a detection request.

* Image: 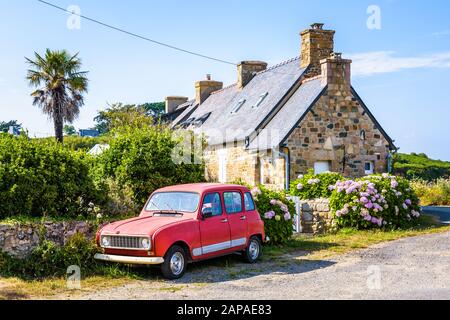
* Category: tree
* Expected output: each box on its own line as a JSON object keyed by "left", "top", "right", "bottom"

{"left": 63, "top": 124, "right": 77, "bottom": 136}
{"left": 0, "top": 120, "right": 21, "bottom": 133}
{"left": 94, "top": 103, "right": 157, "bottom": 135}
{"left": 26, "top": 49, "right": 88, "bottom": 143}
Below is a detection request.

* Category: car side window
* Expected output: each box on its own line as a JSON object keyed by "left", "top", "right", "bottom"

{"left": 223, "top": 192, "right": 243, "bottom": 214}
{"left": 244, "top": 192, "right": 255, "bottom": 211}
{"left": 202, "top": 193, "right": 223, "bottom": 217}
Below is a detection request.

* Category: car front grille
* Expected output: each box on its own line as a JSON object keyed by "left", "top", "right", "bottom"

{"left": 109, "top": 236, "right": 142, "bottom": 249}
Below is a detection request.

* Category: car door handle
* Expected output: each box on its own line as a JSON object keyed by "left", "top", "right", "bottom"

{"left": 240, "top": 216, "right": 247, "bottom": 220}
{"left": 221, "top": 219, "right": 228, "bottom": 223}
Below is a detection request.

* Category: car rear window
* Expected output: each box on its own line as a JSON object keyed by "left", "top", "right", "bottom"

{"left": 224, "top": 192, "right": 243, "bottom": 214}
{"left": 244, "top": 192, "right": 255, "bottom": 211}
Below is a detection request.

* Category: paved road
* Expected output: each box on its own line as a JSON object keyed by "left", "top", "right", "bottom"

{"left": 63, "top": 231, "right": 450, "bottom": 300}
{"left": 422, "top": 207, "right": 450, "bottom": 224}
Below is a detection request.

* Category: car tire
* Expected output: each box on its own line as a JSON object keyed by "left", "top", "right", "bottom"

{"left": 243, "top": 236, "right": 262, "bottom": 263}
{"left": 161, "top": 245, "right": 187, "bottom": 280}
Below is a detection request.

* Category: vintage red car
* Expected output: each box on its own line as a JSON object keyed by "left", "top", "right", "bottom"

{"left": 95, "top": 183, "right": 266, "bottom": 279}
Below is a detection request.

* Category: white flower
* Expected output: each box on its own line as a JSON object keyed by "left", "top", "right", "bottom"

{"left": 297, "top": 174, "right": 304, "bottom": 179}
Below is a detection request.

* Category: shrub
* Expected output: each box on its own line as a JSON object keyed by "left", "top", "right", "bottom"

{"left": 329, "top": 174, "right": 421, "bottom": 229}
{"left": 394, "top": 153, "right": 450, "bottom": 181}
{"left": 0, "top": 233, "right": 102, "bottom": 279}
{"left": 250, "top": 185, "right": 295, "bottom": 245}
{"left": 290, "top": 170, "right": 343, "bottom": 200}
{"left": 411, "top": 179, "right": 450, "bottom": 206}
{"left": 95, "top": 126, "right": 205, "bottom": 206}
{"left": 0, "top": 134, "right": 105, "bottom": 219}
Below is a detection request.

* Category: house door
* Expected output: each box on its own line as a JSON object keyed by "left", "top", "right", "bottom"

{"left": 218, "top": 149, "right": 227, "bottom": 183}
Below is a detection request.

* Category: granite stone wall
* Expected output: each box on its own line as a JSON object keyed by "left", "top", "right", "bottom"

{"left": 0, "top": 221, "right": 96, "bottom": 259}
{"left": 300, "top": 198, "right": 335, "bottom": 234}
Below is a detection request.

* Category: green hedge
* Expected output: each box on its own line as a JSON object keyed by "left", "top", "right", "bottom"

{"left": 290, "top": 170, "right": 343, "bottom": 200}
{"left": 0, "top": 134, "right": 104, "bottom": 219}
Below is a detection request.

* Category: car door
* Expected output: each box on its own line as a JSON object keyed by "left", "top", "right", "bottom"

{"left": 223, "top": 191, "right": 248, "bottom": 250}
{"left": 196, "top": 192, "right": 231, "bottom": 257}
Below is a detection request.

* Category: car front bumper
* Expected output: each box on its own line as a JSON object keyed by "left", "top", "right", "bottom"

{"left": 94, "top": 253, "right": 164, "bottom": 265}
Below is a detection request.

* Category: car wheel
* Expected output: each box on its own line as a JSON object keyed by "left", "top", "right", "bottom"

{"left": 243, "top": 236, "right": 262, "bottom": 263}
{"left": 161, "top": 245, "right": 187, "bottom": 280}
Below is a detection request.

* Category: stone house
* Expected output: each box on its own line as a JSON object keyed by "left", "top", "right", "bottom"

{"left": 164, "top": 23, "right": 397, "bottom": 190}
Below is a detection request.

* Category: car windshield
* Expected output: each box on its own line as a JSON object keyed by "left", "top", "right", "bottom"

{"left": 146, "top": 192, "right": 200, "bottom": 213}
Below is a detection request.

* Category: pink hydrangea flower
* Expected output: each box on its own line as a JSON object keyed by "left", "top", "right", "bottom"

{"left": 284, "top": 212, "right": 291, "bottom": 221}
{"left": 391, "top": 180, "right": 398, "bottom": 188}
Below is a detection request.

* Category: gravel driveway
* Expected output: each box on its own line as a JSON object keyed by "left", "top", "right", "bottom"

{"left": 61, "top": 231, "right": 450, "bottom": 300}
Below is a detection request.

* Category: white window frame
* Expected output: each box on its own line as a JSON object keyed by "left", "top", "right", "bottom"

{"left": 365, "top": 161, "right": 375, "bottom": 175}
{"left": 314, "top": 161, "right": 331, "bottom": 174}
{"left": 218, "top": 149, "right": 228, "bottom": 183}
{"left": 252, "top": 92, "right": 269, "bottom": 109}
{"left": 230, "top": 99, "right": 246, "bottom": 114}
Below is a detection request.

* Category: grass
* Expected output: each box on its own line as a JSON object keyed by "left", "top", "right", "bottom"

{"left": 1, "top": 214, "right": 449, "bottom": 300}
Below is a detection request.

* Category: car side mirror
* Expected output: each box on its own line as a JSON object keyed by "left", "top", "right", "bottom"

{"left": 201, "top": 206, "right": 213, "bottom": 219}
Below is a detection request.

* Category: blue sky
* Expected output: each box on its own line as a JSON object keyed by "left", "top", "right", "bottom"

{"left": 1, "top": 0, "right": 449, "bottom": 160}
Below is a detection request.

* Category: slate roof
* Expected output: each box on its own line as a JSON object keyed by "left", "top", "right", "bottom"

{"left": 172, "top": 56, "right": 395, "bottom": 151}
{"left": 184, "top": 57, "right": 307, "bottom": 146}
{"left": 248, "top": 78, "right": 326, "bottom": 150}
{"left": 161, "top": 99, "right": 197, "bottom": 124}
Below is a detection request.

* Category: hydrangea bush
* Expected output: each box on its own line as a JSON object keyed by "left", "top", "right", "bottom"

{"left": 250, "top": 185, "right": 295, "bottom": 245}
{"left": 329, "top": 174, "right": 421, "bottom": 229}
{"left": 290, "top": 170, "right": 343, "bottom": 200}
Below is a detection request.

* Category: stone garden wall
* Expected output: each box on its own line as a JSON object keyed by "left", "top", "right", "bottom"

{"left": 0, "top": 221, "right": 96, "bottom": 259}
{"left": 300, "top": 198, "right": 335, "bottom": 234}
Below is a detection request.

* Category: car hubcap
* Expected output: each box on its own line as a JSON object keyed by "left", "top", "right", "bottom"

{"left": 249, "top": 240, "right": 259, "bottom": 260}
{"left": 170, "top": 252, "right": 184, "bottom": 276}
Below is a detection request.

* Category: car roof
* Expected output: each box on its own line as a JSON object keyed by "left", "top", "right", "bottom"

{"left": 154, "top": 183, "right": 250, "bottom": 194}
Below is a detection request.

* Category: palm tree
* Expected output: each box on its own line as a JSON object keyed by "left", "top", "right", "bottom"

{"left": 26, "top": 49, "right": 88, "bottom": 143}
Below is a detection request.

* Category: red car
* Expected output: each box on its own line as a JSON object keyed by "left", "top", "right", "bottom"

{"left": 95, "top": 183, "right": 266, "bottom": 279}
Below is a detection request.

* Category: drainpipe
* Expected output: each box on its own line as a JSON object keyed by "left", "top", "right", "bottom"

{"left": 274, "top": 147, "right": 290, "bottom": 191}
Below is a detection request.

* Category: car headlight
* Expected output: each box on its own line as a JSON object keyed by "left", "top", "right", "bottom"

{"left": 141, "top": 237, "right": 151, "bottom": 250}
{"left": 101, "top": 236, "right": 110, "bottom": 247}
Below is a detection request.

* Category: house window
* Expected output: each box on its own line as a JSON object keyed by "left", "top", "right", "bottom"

{"left": 218, "top": 149, "right": 227, "bottom": 183}
{"left": 314, "top": 161, "right": 331, "bottom": 174}
{"left": 365, "top": 162, "right": 374, "bottom": 175}
{"left": 252, "top": 92, "right": 269, "bottom": 109}
{"left": 231, "top": 99, "right": 246, "bottom": 114}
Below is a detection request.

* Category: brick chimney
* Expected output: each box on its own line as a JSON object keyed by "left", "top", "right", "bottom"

{"left": 195, "top": 74, "right": 223, "bottom": 105}
{"left": 320, "top": 52, "right": 352, "bottom": 93}
{"left": 300, "top": 23, "right": 335, "bottom": 77}
{"left": 165, "top": 96, "right": 188, "bottom": 114}
{"left": 237, "top": 61, "right": 268, "bottom": 89}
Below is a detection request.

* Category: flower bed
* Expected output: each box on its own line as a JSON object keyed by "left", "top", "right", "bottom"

{"left": 329, "top": 174, "right": 421, "bottom": 229}
{"left": 250, "top": 186, "right": 295, "bottom": 245}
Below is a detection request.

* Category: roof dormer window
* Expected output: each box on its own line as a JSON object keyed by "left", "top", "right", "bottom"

{"left": 252, "top": 92, "right": 269, "bottom": 109}
{"left": 230, "top": 99, "right": 246, "bottom": 114}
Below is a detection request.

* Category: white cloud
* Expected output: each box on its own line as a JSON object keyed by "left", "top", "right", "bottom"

{"left": 432, "top": 30, "right": 450, "bottom": 37}
{"left": 348, "top": 51, "right": 450, "bottom": 76}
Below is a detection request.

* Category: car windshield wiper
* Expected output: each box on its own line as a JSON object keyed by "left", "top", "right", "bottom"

{"left": 148, "top": 200, "right": 183, "bottom": 216}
